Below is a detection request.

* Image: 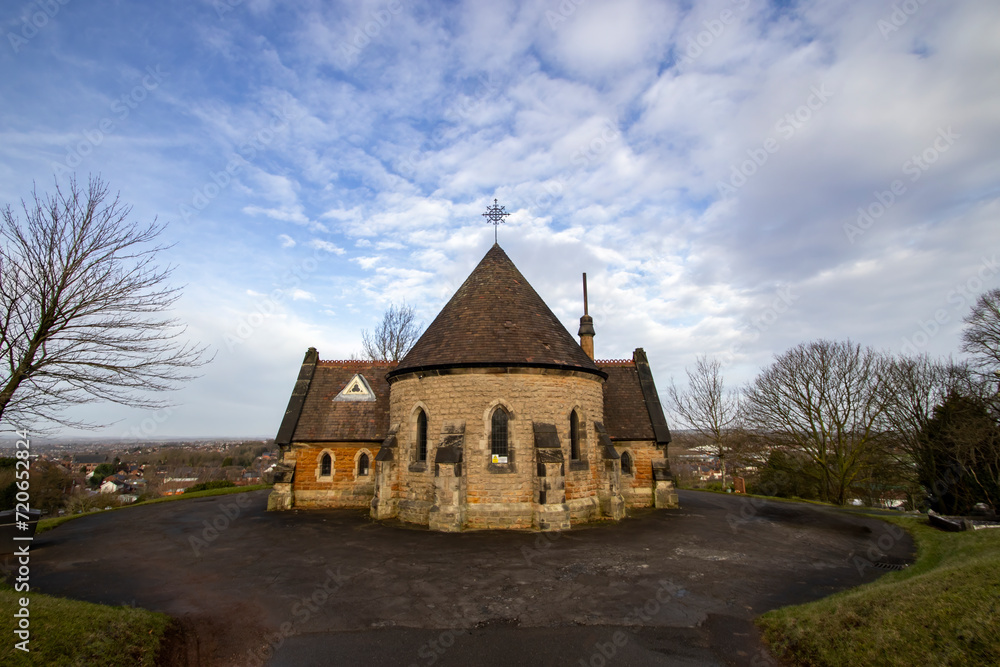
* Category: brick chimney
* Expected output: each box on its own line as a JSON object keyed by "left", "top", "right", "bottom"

{"left": 578, "top": 273, "right": 595, "bottom": 360}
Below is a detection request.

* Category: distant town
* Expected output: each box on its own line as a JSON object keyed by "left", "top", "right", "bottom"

{"left": 0, "top": 437, "right": 276, "bottom": 515}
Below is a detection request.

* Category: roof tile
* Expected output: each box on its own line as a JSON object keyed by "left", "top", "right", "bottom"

{"left": 291, "top": 360, "right": 396, "bottom": 442}
{"left": 392, "top": 244, "right": 600, "bottom": 376}
{"left": 599, "top": 362, "right": 655, "bottom": 441}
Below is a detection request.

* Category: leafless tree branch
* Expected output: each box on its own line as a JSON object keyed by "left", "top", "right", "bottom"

{"left": 0, "top": 175, "right": 211, "bottom": 431}
{"left": 667, "top": 355, "right": 741, "bottom": 485}
{"left": 962, "top": 287, "right": 1000, "bottom": 382}
{"left": 361, "top": 303, "right": 421, "bottom": 362}
{"left": 742, "top": 339, "right": 894, "bottom": 505}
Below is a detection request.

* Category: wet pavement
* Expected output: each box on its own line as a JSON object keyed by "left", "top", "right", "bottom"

{"left": 18, "top": 489, "right": 914, "bottom": 666}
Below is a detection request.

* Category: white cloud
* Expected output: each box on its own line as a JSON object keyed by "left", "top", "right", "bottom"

{"left": 308, "top": 239, "right": 346, "bottom": 254}
{"left": 542, "top": 0, "right": 678, "bottom": 78}
{"left": 243, "top": 205, "right": 309, "bottom": 225}
{"left": 5, "top": 0, "right": 999, "bottom": 437}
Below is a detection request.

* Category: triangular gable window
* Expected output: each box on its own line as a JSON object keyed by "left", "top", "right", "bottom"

{"left": 333, "top": 374, "right": 377, "bottom": 402}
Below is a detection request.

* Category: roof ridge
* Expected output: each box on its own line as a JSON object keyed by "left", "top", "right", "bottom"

{"left": 318, "top": 359, "right": 398, "bottom": 366}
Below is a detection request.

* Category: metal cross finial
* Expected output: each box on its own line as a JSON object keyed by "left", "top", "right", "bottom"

{"left": 482, "top": 198, "right": 510, "bottom": 243}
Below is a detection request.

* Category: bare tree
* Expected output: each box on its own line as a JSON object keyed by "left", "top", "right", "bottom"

{"left": 962, "top": 288, "right": 1000, "bottom": 375}
{"left": 918, "top": 390, "right": 1000, "bottom": 514}
{"left": 667, "top": 355, "right": 741, "bottom": 486}
{"left": 884, "top": 356, "right": 999, "bottom": 511}
{"left": 882, "top": 355, "right": 950, "bottom": 459}
{"left": 0, "top": 176, "right": 209, "bottom": 430}
{"left": 962, "top": 290, "right": 1000, "bottom": 416}
{"left": 881, "top": 356, "right": 988, "bottom": 454}
{"left": 742, "top": 340, "right": 893, "bottom": 505}
{"left": 361, "top": 303, "right": 421, "bottom": 362}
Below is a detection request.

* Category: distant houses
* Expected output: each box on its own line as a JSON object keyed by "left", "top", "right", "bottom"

{"left": 73, "top": 452, "right": 110, "bottom": 476}
{"left": 158, "top": 466, "right": 197, "bottom": 495}
{"left": 97, "top": 471, "right": 145, "bottom": 496}
{"left": 13, "top": 444, "right": 278, "bottom": 513}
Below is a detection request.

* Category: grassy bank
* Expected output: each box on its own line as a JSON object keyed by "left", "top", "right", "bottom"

{"left": 758, "top": 516, "right": 1000, "bottom": 666}
{"left": 0, "top": 584, "right": 170, "bottom": 666}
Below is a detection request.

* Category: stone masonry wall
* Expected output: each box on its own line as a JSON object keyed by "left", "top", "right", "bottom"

{"left": 616, "top": 440, "right": 661, "bottom": 508}
{"left": 290, "top": 443, "right": 378, "bottom": 508}
{"left": 388, "top": 370, "right": 606, "bottom": 528}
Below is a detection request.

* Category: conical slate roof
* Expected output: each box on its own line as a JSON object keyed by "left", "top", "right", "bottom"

{"left": 389, "top": 244, "right": 602, "bottom": 378}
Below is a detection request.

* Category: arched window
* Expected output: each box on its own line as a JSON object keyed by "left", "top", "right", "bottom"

{"left": 320, "top": 452, "right": 332, "bottom": 477}
{"left": 491, "top": 407, "right": 509, "bottom": 459}
{"left": 621, "top": 451, "right": 633, "bottom": 475}
{"left": 358, "top": 452, "right": 370, "bottom": 476}
{"left": 416, "top": 409, "right": 428, "bottom": 461}
{"left": 570, "top": 410, "right": 581, "bottom": 460}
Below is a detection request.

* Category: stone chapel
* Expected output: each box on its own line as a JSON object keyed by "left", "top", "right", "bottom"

{"left": 268, "top": 243, "right": 679, "bottom": 531}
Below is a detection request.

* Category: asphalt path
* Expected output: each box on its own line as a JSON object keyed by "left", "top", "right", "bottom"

{"left": 17, "top": 489, "right": 915, "bottom": 666}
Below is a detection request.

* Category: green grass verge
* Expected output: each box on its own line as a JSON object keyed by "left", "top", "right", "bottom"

{"left": 36, "top": 483, "right": 270, "bottom": 534}
{"left": 0, "top": 585, "right": 171, "bottom": 666}
{"left": 758, "top": 516, "right": 1000, "bottom": 666}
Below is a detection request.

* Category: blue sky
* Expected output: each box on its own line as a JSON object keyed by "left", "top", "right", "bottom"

{"left": 2, "top": 0, "right": 998, "bottom": 438}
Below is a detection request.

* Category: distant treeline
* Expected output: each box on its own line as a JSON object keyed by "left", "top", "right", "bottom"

{"left": 123, "top": 441, "right": 273, "bottom": 468}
